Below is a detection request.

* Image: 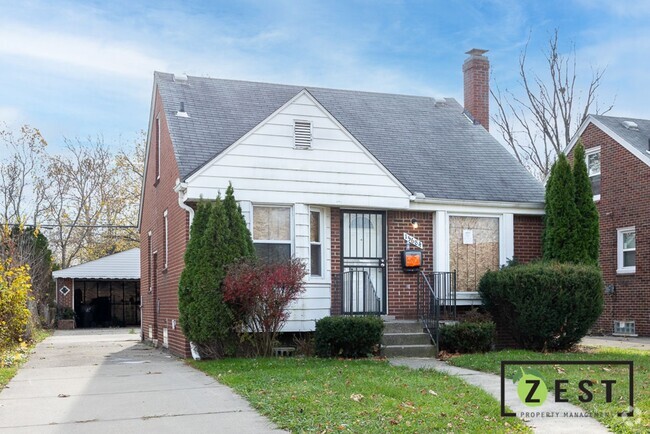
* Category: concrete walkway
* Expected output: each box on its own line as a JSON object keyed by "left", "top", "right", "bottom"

{"left": 390, "top": 358, "right": 610, "bottom": 434}
{"left": 581, "top": 335, "right": 650, "bottom": 351}
{"left": 0, "top": 329, "right": 285, "bottom": 433}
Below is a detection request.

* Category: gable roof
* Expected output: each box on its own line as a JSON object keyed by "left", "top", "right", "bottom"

{"left": 567, "top": 114, "right": 650, "bottom": 167}
{"left": 154, "top": 72, "right": 545, "bottom": 204}
{"left": 52, "top": 248, "right": 140, "bottom": 280}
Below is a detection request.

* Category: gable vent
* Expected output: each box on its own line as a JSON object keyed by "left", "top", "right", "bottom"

{"left": 294, "top": 120, "right": 312, "bottom": 149}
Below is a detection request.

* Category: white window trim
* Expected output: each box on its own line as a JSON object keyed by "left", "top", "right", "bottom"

{"left": 163, "top": 210, "right": 169, "bottom": 269}
{"left": 309, "top": 207, "right": 324, "bottom": 280}
{"left": 148, "top": 231, "right": 153, "bottom": 291}
{"left": 617, "top": 226, "right": 636, "bottom": 274}
{"left": 585, "top": 146, "right": 601, "bottom": 201}
{"left": 252, "top": 204, "right": 294, "bottom": 256}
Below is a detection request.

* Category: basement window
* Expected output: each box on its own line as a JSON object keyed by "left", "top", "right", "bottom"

{"left": 613, "top": 320, "right": 636, "bottom": 336}
{"left": 294, "top": 120, "right": 312, "bottom": 149}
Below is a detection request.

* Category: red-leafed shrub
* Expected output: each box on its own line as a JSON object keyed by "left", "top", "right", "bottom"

{"left": 223, "top": 258, "right": 307, "bottom": 356}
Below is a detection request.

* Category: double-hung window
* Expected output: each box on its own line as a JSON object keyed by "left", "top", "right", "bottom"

{"left": 617, "top": 227, "right": 636, "bottom": 274}
{"left": 310, "top": 209, "right": 322, "bottom": 276}
{"left": 586, "top": 147, "right": 601, "bottom": 200}
{"left": 253, "top": 206, "right": 292, "bottom": 262}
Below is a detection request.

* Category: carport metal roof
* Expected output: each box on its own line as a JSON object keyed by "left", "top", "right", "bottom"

{"left": 52, "top": 248, "right": 140, "bottom": 280}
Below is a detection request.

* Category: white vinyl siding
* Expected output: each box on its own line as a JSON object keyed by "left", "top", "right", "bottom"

{"left": 185, "top": 92, "right": 410, "bottom": 208}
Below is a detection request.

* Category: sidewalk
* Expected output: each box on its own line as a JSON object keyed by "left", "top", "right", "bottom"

{"left": 581, "top": 335, "right": 650, "bottom": 351}
{"left": 390, "top": 358, "right": 610, "bottom": 434}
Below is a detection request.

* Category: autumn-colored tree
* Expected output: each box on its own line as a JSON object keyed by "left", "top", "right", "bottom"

{"left": 223, "top": 258, "right": 306, "bottom": 356}
{"left": 0, "top": 224, "right": 33, "bottom": 348}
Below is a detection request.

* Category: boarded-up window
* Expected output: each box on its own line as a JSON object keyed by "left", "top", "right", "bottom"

{"left": 449, "top": 216, "right": 499, "bottom": 291}
{"left": 253, "top": 206, "right": 291, "bottom": 262}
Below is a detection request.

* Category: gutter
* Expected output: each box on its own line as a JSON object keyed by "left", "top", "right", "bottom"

{"left": 409, "top": 194, "right": 545, "bottom": 211}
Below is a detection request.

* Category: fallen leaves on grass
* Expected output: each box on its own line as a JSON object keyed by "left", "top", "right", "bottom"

{"left": 350, "top": 393, "right": 364, "bottom": 402}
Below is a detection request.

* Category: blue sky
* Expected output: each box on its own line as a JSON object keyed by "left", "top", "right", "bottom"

{"left": 1, "top": 0, "right": 648, "bottom": 149}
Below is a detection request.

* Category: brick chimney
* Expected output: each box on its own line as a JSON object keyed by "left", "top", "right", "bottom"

{"left": 463, "top": 48, "right": 490, "bottom": 131}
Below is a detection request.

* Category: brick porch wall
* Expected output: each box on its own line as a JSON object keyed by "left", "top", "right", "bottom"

{"left": 513, "top": 215, "right": 544, "bottom": 263}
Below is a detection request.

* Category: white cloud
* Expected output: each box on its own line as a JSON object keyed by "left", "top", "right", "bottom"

{"left": 0, "top": 24, "right": 167, "bottom": 80}
{"left": 0, "top": 106, "right": 24, "bottom": 126}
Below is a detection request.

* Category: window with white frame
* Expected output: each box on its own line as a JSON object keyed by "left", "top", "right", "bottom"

{"left": 617, "top": 227, "right": 636, "bottom": 274}
{"left": 449, "top": 216, "right": 500, "bottom": 291}
{"left": 253, "top": 206, "right": 292, "bottom": 262}
{"left": 586, "top": 147, "right": 601, "bottom": 198}
{"left": 163, "top": 210, "right": 169, "bottom": 269}
{"left": 155, "top": 116, "right": 161, "bottom": 181}
{"left": 310, "top": 209, "right": 322, "bottom": 276}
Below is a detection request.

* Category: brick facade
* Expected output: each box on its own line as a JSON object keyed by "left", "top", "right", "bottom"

{"left": 386, "top": 211, "right": 434, "bottom": 319}
{"left": 513, "top": 215, "right": 544, "bottom": 263}
{"left": 140, "top": 88, "right": 191, "bottom": 357}
{"left": 569, "top": 123, "right": 650, "bottom": 336}
{"left": 56, "top": 278, "right": 74, "bottom": 309}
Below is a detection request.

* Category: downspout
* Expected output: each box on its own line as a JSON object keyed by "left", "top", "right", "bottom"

{"left": 173, "top": 180, "right": 200, "bottom": 360}
{"left": 174, "top": 180, "right": 195, "bottom": 230}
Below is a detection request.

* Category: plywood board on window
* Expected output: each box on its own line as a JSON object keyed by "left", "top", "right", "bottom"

{"left": 449, "top": 217, "right": 499, "bottom": 292}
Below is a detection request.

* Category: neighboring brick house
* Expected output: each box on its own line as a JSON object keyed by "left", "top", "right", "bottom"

{"left": 567, "top": 115, "right": 650, "bottom": 337}
{"left": 139, "top": 49, "right": 545, "bottom": 357}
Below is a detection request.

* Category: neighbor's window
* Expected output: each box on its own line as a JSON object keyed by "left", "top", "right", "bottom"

{"left": 253, "top": 206, "right": 292, "bottom": 262}
{"left": 310, "top": 210, "right": 322, "bottom": 276}
{"left": 449, "top": 216, "right": 500, "bottom": 291}
{"left": 617, "top": 227, "right": 636, "bottom": 274}
{"left": 586, "top": 148, "right": 601, "bottom": 198}
{"left": 155, "top": 116, "right": 161, "bottom": 180}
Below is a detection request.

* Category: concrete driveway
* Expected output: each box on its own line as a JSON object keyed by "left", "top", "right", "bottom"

{"left": 0, "top": 329, "right": 284, "bottom": 433}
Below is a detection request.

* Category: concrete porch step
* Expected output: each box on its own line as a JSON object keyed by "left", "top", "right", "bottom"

{"left": 382, "top": 332, "right": 432, "bottom": 346}
{"left": 382, "top": 320, "right": 424, "bottom": 334}
{"left": 381, "top": 344, "right": 437, "bottom": 358}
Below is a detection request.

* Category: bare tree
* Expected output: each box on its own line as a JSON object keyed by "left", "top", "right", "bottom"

{"left": 42, "top": 137, "right": 116, "bottom": 268}
{"left": 492, "top": 29, "right": 614, "bottom": 179}
{"left": 0, "top": 125, "right": 47, "bottom": 224}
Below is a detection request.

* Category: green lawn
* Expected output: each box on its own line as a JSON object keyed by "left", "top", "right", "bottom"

{"left": 0, "top": 328, "right": 51, "bottom": 390}
{"left": 449, "top": 347, "right": 650, "bottom": 433}
{"left": 191, "top": 357, "right": 529, "bottom": 433}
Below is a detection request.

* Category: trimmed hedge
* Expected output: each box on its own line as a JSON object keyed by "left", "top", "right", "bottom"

{"left": 439, "top": 321, "right": 495, "bottom": 353}
{"left": 479, "top": 261, "right": 603, "bottom": 351}
{"left": 315, "top": 316, "right": 384, "bottom": 358}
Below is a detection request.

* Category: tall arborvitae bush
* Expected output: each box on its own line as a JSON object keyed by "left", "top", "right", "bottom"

{"left": 178, "top": 186, "right": 256, "bottom": 358}
{"left": 178, "top": 200, "right": 211, "bottom": 345}
{"left": 572, "top": 142, "right": 600, "bottom": 265}
{"left": 543, "top": 154, "right": 580, "bottom": 262}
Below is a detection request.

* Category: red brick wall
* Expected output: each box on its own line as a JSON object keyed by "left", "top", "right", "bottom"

{"left": 140, "top": 88, "right": 191, "bottom": 357}
{"left": 56, "top": 278, "right": 74, "bottom": 309}
{"left": 463, "top": 51, "right": 490, "bottom": 131}
{"left": 513, "top": 215, "right": 544, "bottom": 263}
{"left": 569, "top": 123, "right": 650, "bottom": 336}
{"left": 387, "top": 211, "right": 434, "bottom": 319}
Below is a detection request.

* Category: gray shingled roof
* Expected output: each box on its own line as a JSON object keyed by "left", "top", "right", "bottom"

{"left": 155, "top": 72, "right": 544, "bottom": 203}
{"left": 591, "top": 115, "right": 650, "bottom": 158}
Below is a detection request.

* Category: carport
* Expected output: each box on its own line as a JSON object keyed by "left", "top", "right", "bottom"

{"left": 53, "top": 248, "right": 140, "bottom": 328}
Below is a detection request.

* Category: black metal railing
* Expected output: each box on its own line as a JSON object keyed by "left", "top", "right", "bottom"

{"left": 336, "top": 270, "right": 382, "bottom": 315}
{"left": 417, "top": 271, "right": 457, "bottom": 349}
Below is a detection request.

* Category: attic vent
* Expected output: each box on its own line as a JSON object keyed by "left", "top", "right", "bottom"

{"left": 622, "top": 120, "right": 639, "bottom": 130}
{"left": 176, "top": 102, "right": 189, "bottom": 118}
{"left": 294, "top": 120, "right": 312, "bottom": 149}
{"left": 173, "top": 73, "right": 188, "bottom": 82}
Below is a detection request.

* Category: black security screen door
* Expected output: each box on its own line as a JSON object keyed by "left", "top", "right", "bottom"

{"left": 341, "top": 210, "right": 387, "bottom": 315}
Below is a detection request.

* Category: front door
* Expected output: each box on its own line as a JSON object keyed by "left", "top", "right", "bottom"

{"left": 341, "top": 211, "right": 386, "bottom": 314}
